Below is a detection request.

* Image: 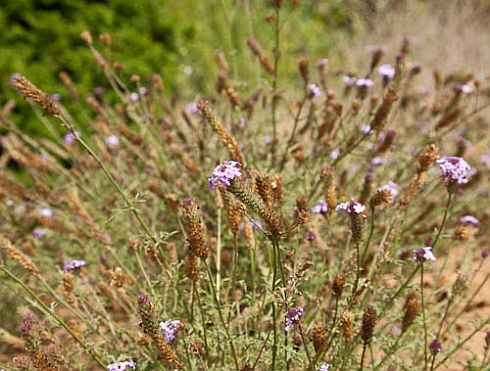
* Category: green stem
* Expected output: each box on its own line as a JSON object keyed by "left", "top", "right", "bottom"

{"left": 299, "top": 323, "right": 314, "bottom": 370}
{"left": 204, "top": 261, "right": 239, "bottom": 370}
{"left": 420, "top": 263, "right": 428, "bottom": 371}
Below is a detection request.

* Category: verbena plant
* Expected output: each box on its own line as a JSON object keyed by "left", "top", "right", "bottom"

{"left": 1, "top": 2, "right": 489, "bottom": 370}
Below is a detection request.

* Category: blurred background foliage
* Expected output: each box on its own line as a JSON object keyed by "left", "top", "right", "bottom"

{"left": 0, "top": 0, "right": 381, "bottom": 136}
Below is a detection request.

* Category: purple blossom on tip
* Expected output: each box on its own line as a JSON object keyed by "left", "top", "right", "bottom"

{"left": 94, "top": 86, "right": 105, "bottom": 95}
{"left": 412, "top": 247, "right": 436, "bottom": 262}
{"left": 32, "top": 228, "right": 47, "bottom": 239}
{"left": 20, "top": 321, "right": 33, "bottom": 333}
{"left": 63, "top": 259, "right": 86, "bottom": 271}
{"left": 437, "top": 156, "right": 471, "bottom": 186}
{"left": 316, "top": 59, "right": 329, "bottom": 68}
{"left": 263, "top": 134, "right": 272, "bottom": 145}
{"left": 343, "top": 75, "right": 357, "bottom": 86}
{"left": 64, "top": 131, "right": 80, "bottom": 145}
{"left": 318, "top": 364, "right": 330, "bottom": 371}
{"left": 330, "top": 149, "right": 339, "bottom": 160}
{"left": 129, "top": 92, "right": 139, "bottom": 102}
{"left": 139, "top": 87, "right": 148, "bottom": 96}
{"left": 50, "top": 93, "right": 62, "bottom": 102}
{"left": 306, "top": 230, "right": 316, "bottom": 242}
{"left": 137, "top": 294, "right": 148, "bottom": 304}
{"left": 312, "top": 200, "right": 328, "bottom": 214}
{"left": 429, "top": 339, "right": 442, "bottom": 355}
{"left": 185, "top": 102, "right": 198, "bottom": 114}
{"left": 356, "top": 78, "right": 374, "bottom": 88}
{"left": 459, "top": 84, "right": 473, "bottom": 94}
{"left": 371, "top": 156, "right": 384, "bottom": 166}
{"left": 105, "top": 135, "right": 120, "bottom": 148}
{"left": 159, "top": 320, "right": 181, "bottom": 343}
{"left": 376, "top": 181, "right": 398, "bottom": 203}
{"left": 308, "top": 83, "right": 321, "bottom": 97}
{"left": 208, "top": 161, "right": 242, "bottom": 189}
{"left": 5, "top": 199, "right": 15, "bottom": 208}
{"left": 336, "top": 199, "right": 366, "bottom": 214}
{"left": 107, "top": 360, "right": 136, "bottom": 371}
{"left": 459, "top": 215, "right": 480, "bottom": 226}
{"left": 284, "top": 307, "right": 304, "bottom": 332}
{"left": 424, "top": 236, "right": 434, "bottom": 246}
{"left": 38, "top": 207, "right": 54, "bottom": 218}
{"left": 378, "top": 64, "right": 395, "bottom": 80}
{"left": 481, "top": 248, "right": 489, "bottom": 259}
{"left": 361, "top": 124, "right": 372, "bottom": 135}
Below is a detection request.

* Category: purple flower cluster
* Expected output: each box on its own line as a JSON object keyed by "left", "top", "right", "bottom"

{"left": 429, "top": 339, "right": 442, "bottom": 355}
{"left": 63, "top": 259, "right": 86, "bottom": 271}
{"left": 356, "top": 78, "right": 374, "bottom": 88}
{"left": 107, "top": 360, "right": 136, "bottom": 371}
{"left": 208, "top": 161, "right": 242, "bottom": 189}
{"left": 105, "top": 135, "right": 120, "bottom": 149}
{"left": 459, "top": 215, "right": 480, "bottom": 226}
{"left": 376, "top": 181, "right": 399, "bottom": 203}
{"left": 377, "top": 64, "right": 395, "bottom": 80}
{"left": 437, "top": 156, "right": 471, "bottom": 186}
{"left": 318, "top": 364, "right": 330, "bottom": 371}
{"left": 64, "top": 131, "right": 80, "bottom": 145}
{"left": 312, "top": 200, "right": 328, "bottom": 214}
{"left": 336, "top": 199, "right": 366, "bottom": 214}
{"left": 38, "top": 207, "right": 54, "bottom": 218}
{"left": 412, "top": 247, "right": 436, "bottom": 262}
{"left": 159, "top": 320, "right": 181, "bottom": 343}
{"left": 284, "top": 307, "right": 304, "bottom": 332}
{"left": 32, "top": 227, "right": 47, "bottom": 239}
{"left": 308, "top": 83, "right": 321, "bottom": 97}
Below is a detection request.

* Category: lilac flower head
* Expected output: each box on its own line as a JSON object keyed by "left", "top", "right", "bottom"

{"left": 50, "top": 93, "right": 62, "bottom": 102}
{"left": 378, "top": 64, "right": 395, "bottom": 80}
{"left": 129, "top": 92, "right": 139, "bottom": 102}
{"left": 308, "top": 83, "right": 321, "bottom": 97}
{"left": 330, "top": 149, "right": 339, "bottom": 160}
{"left": 481, "top": 248, "right": 490, "bottom": 259}
{"left": 137, "top": 294, "right": 149, "bottom": 305}
{"left": 316, "top": 59, "right": 329, "bottom": 68}
{"left": 459, "top": 84, "right": 473, "bottom": 94}
{"left": 64, "top": 131, "right": 80, "bottom": 145}
{"left": 185, "top": 102, "right": 198, "bottom": 114}
{"left": 429, "top": 339, "right": 442, "bottom": 355}
{"left": 20, "top": 321, "right": 33, "bottom": 333}
{"left": 306, "top": 230, "right": 316, "bottom": 242}
{"left": 371, "top": 156, "right": 384, "bottom": 166}
{"left": 32, "top": 228, "right": 47, "bottom": 239}
{"left": 312, "top": 200, "right": 328, "bottom": 214}
{"left": 105, "top": 135, "right": 120, "bottom": 149}
{"left": 318, "top": 364, "right": 330, "bottom": 371}
{"left": 361, "top": 124, "right": 372, "bottom": 135}
{"left": 139, "top": 87, "right": 148, "bottom": 96}
{"left": 336, "top": 199, "right": 366, "bottom": 214}
{"left": 107, "top": 360, "right": 136, "bottom": 371}
{"left": 412, "top": 247, "right": 436, "bottom": 262}
{"left": 437, "top": 156, "right": 471, "bottom": 187}
{"left": 424, "top": 236, "right": 434, "bottom": 246}
{"left": 284, "top": 307, "right": 304, "bottom": 332}
{"left": 63, "top": 259, "right": 86, "bottom": 271}
{"left": 356, "top": 78, "right": 374, "bottom": 88}
{"left": 376, "top": 181, "right": 398, "bottom": 203}
{"left": 343, "top": 75, "right": 357, "bottom": 86}
{"left": 208, "top": 161, "right": 242, "bottom": 189}
{"left": 459, "top": 215, "right": 480, "bottom": 226}
{"left": 38, "top": 207, "right": 54, "bottom": 219}
{"left": 159, "top": 320, "right": 181, "bottom": 343}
